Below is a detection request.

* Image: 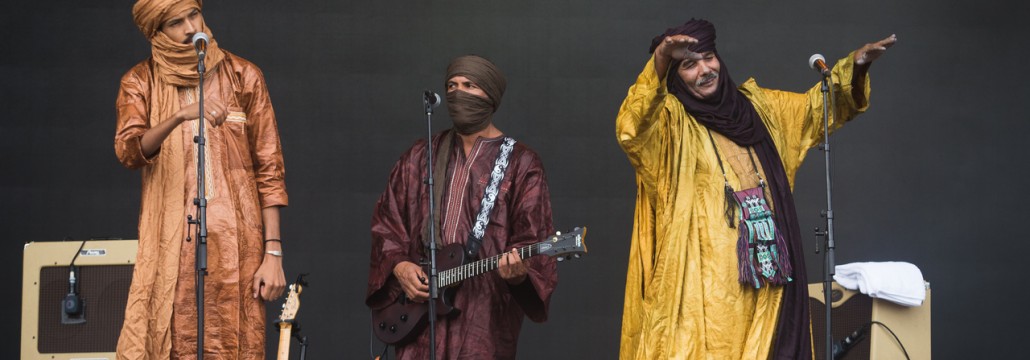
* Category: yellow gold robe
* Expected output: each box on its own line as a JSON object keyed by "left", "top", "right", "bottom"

{"left": 616, "top": 53, "right": 868, "bottom": 360}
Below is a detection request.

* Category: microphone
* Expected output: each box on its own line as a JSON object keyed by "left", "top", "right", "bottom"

{"left": 809, "top": 54, "right": 830, "bottom": 77}
{"left": 63, "top": 265, "right": 82, "bottom": 315}
{"left": 831, "top": 325, "right": 868, "bottom": 359}
{"left": 192, "top": 32, "right": 210, "bottom": 56}
{"left": 62, "top": 240, "right": 88, "bottom": 323}
{"left": 423, "top": 90, "right": 441, "bottom": 108}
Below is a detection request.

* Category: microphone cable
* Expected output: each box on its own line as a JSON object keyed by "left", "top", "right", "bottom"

{"left": 836, "top": 320, "right": 910, "bottom": 360}
{"left": 870, "top": 320, "right": 910, "bottom": 360}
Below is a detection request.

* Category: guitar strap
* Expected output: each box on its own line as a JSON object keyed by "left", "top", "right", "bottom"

{"left": 465, "top": 137, "right": 517, "bottom": 259}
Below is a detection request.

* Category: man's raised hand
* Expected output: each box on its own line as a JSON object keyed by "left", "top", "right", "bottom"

{"left": 657, "top": 35, "right": 704, "bottom": 62}
{"left": 855, "top": 34, "right": 898, "bottom": 66}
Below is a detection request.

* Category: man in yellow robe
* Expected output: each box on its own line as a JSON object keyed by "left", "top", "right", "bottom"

{"left": 615, "top": 19, "right": 896, "bottom": 359}
{"left": 114, "top": 1, "right": 288, "bottom": 358}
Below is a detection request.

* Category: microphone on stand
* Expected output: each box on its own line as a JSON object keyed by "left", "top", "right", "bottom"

{"left": 63, "top": 265, "right": 82, "bottom": 315}
{"left": 61, "top": 241, "right": 88, "bottom": 325}
{"left": 809, "top": 54, "right": 831, "bottom": 77}
{"left": 424, "top": 90, "right": 442, "bottom": 108}
{"left": 831, "top": 324, "right": 868, "bottom": 359}
{"left": 192, "top": 32, "right": 210, "bottom": 56}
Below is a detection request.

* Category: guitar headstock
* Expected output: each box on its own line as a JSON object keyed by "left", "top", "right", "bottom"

{"left": 537, "top": 226, "right": 588, "bottom": 261}
{"left": 278, "top": 281, "right": 304, "bottom": 322}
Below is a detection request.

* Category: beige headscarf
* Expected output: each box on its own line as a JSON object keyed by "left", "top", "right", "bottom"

{"left": 133, "top": 0, "right": 225, "bottom": 87}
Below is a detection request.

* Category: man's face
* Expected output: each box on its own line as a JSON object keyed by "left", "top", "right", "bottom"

{"left": 159, "top": 7, "right": 204, "bottom": 44}
{"left": 446, "top": 76, "right": 489, "bottom": 100}
{"left": 676, "top": 51, "right": 720, "bottom": 100}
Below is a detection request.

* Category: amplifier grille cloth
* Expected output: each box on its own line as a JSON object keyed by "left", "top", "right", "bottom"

{"left": 37, "top": 265, "right": 133, "bottom": 353}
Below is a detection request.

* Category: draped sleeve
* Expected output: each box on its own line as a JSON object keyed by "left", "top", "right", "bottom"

{"left": 502, "top": 147, "right": 557, "bottom": 323}
{"left": 741, "top": 51, "right": 871, "bottom": 184}
{"left": 615, "top": 54, "right": 677, "bottom": 191}
{"left": 238, "top": 62, "right": 288, "bottom": 208}
{"left": 366, "top": 140, "right": 428, "bottom": 308}
{"left": 114, "top": 62, "right": 157, "bottom": 169}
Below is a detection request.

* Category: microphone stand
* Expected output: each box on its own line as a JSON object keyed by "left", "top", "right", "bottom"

{"left": 422, "top": 92, "right": 439, "bottom": 360}
{"left": 813, "top": 71, "right": 837, "bottom": 360}
{"left": 296, "top": 334, "right": 308, "bottom": 360}
{"left": 186, "top": 46, "right": 209, "bottom": 360}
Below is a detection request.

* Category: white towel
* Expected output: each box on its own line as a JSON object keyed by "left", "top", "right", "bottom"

{"left": 833, "top": 261, "right": 926, "bottom": 307}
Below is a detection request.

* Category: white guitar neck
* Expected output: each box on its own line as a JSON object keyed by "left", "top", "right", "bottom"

{"left": 277, "top": 323, "right": 292, "bottom": 360}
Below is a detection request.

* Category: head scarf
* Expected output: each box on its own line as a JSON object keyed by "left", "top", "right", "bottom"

{"left": 652, "top": 19, "right": 812, "bottom": 359}
{"left": 444, "top": 55, "right": 506, "bottom": 135}
{"left": 133, "top": 0, "right": 225, "bottom": 87}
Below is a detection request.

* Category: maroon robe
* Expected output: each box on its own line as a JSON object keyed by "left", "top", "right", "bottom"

{"left": 366, "top": 130, "right": 558, "bottom": 359}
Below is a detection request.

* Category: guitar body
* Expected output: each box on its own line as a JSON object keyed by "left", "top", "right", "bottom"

{"left": 371, "top": 243, "right": 468, "bottom": 345}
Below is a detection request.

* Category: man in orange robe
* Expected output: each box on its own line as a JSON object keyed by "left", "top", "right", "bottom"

{"left": 114, "top": 1, "right": 288, "bottom": 358}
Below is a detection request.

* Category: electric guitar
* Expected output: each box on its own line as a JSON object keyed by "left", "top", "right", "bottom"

{"left": 370, "top": 226, "right": 588, "bottom": 345}
{"left": 276, "top": 278, "right": 305, "bottom": 360}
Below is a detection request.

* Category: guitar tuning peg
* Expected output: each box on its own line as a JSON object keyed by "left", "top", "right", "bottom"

{"left": 557, "top": 256, "right": 565, "bottom": 262}
{"left": 573, "top": 254, "right": 581, "bottom": 259}
{"left": 556, "top": 231, "right": 562, "bottom": 236}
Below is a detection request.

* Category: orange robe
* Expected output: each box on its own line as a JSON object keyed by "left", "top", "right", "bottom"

{"left": 114, "top": 51, "right": 288, "bottom": 360}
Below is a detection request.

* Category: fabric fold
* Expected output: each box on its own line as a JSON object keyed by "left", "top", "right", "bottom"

{"left": 834, "top": 261, "right": 927, "bottom": 306}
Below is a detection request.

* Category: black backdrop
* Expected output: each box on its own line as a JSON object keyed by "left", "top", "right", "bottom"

{"left": 4, "top": 0, "right": 1029, "bottom": 358}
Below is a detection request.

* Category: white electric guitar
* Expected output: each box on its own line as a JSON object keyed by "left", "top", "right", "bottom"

{"left": 276, "top": 278, "right": 305, "bottom": 360}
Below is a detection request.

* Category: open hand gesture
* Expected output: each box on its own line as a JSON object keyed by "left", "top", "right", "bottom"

{"left": 855, "top": 34, "right": 898, "bottom": 66}
{"left": 656, "top": 35, "right": 705, "bottom": 62}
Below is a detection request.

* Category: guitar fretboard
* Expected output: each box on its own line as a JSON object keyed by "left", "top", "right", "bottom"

{"left": 437, "top": 243, "right": 543, "bottom": 288}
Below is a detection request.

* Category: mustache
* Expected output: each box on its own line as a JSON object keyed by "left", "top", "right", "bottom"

{"left": 696, "top": 71, "right": 718, "bottom": 86}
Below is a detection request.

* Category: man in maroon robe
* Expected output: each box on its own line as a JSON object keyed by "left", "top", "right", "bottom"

{"left": 366, "top": 55, "right": 558, "bottom": 359}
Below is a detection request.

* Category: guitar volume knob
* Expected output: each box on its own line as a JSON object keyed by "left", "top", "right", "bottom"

{"left": 400, "top": 314, "right": 408, "bottom": 322}
{"left": 378, "top": 322, "right": 386, "bottom": 329}
{"left": 389, "top": 325, "right": 397, "bottom": 333}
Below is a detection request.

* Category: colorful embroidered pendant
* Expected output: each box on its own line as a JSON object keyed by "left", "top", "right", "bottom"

{"left": 732, "top": 186, "right": 792, "bottom": 288}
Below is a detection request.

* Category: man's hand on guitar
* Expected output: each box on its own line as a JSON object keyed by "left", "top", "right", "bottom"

{"left": 393, "top": 261, "right": 429, "bottom": 302}
{"left": 498, "top": 249, "right": 528, "bottom": 285}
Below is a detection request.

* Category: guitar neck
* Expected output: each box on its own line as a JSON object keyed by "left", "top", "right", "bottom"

{"left": 437, "top": 243, "right": 541, "bottom": 288}
{"left": 277, "top": 323, "right": 292, "bottom": 360}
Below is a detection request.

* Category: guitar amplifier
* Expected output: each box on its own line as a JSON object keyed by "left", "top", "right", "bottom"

{"left": 808, "top": 281, "right": 931, "bottom": 360}
{"left": 21, "top": 240, "right": 137, "bottom": 360}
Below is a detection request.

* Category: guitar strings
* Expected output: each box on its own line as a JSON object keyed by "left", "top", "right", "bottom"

{"left": 437, "top": 243, "right": 545, "bottom": 287}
